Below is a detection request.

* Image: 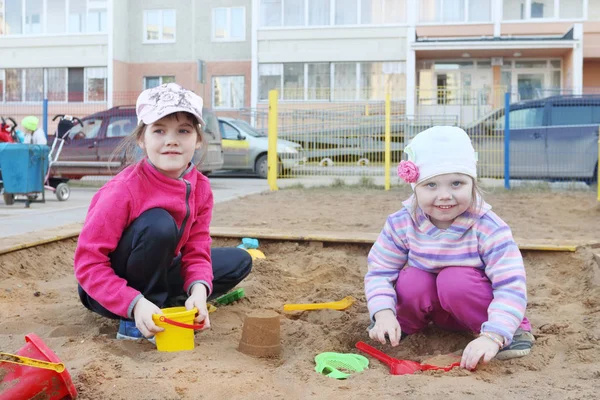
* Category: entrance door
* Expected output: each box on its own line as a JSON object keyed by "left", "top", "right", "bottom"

{"left": 516, "top": 73, "right": 544, "bottom": 101}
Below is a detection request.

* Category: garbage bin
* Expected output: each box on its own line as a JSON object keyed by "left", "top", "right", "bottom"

{"left": 0, "top": 143, "right": 49, "bottom": 194}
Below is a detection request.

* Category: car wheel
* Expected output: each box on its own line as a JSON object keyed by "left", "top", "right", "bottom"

{"left": 255, "top": 154, "right": 268, "bottom": 179}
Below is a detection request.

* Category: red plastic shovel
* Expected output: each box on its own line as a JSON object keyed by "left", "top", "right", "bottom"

{"left": 355, "top": 341, "right": 460, "bottom": 375}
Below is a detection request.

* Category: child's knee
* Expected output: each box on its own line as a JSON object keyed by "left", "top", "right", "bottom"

{"left": 135, "top": 208, "right": 178, "bottom": 243}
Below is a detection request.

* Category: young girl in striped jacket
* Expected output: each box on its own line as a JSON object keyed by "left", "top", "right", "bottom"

{"left": 365, "top": 126, "right": 534, "bottom": 370}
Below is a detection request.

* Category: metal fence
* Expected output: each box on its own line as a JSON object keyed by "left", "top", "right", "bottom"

{"left": 1, "top": 88, "right": 599, "bottom": 194}
{"left": 264, "top": 88, "right": 600, "bottom": 191}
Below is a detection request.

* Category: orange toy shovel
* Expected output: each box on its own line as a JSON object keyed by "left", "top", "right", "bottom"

{"left": 355, "top": 341, "right": 460, "bottom": 375}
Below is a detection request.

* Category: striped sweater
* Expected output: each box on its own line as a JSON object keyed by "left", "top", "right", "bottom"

{"left": 365, "top": 196, "right": 527, "bottom": 343}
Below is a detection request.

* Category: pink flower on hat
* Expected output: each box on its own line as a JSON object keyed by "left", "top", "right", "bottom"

{"left": 397, "top": 160, "right": 419, "bottom": 183}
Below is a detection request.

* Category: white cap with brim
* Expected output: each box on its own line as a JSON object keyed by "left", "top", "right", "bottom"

{"left": 136, "top": 83, "right": 205, "bottom": 126}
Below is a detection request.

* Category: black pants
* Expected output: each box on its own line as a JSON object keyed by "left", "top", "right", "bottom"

{"left": 78, "top": 208, "right": 252, "bottom": 320}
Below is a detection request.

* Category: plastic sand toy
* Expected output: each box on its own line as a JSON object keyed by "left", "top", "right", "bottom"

{"left": 0, "top": 352, "right": 65, "bottom": 373}
{"left": 237, "top": 238, "right": 266, "bottom": 260}
{"left": 283, "top": 296, "right": 355, "bottom": 311}
{"left": 314, "top": 352, "right": 369, "bottom": 379}
{"left": 214, "top": 288, "right": 245, "bottom": 306}
{"left": 356, "top": 341, "right": 460, "bottom": 375}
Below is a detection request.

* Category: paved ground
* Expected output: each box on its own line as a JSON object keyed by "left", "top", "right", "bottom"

{"left": 0, "top": 175, "right": 270, "bottom": 238}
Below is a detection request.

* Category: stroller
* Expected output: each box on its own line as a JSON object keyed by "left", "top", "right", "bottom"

{"left": 44, "top": 114, "right": 84, "bottom": 202}
{"left": 1, "top": 114, "right": 82, "bottom": 207}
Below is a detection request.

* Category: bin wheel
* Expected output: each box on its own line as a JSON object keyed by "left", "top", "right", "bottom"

{"left": 56, "top": 183, "right": 70, "bottom": 201}
{"left": 3, "top": 193, "right": 14, "bottom": 206}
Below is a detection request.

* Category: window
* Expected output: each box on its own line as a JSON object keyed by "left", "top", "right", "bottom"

{"left": 309, "top": 0, "right": 330, "bottom": 25}
{"left": 333, "top": 63, "right": 357, "bottom": 101}
{"left": 68, "top": 0, "right": 107, "bottom": 33}
{"left": 260, "top": 0, "right": 404, "bottom": 27}
{"left": 144, "top": 76, "right": 175, "bottom": 89}
{"left": 590, "top": 0, "right": 600, "bottom": 20}
{"left": 259, "top": 64, "right": 282, "bottom": 100}
{"left": 0, "top": 0, "right": 109, "bottom": 34}
{"left": 5, "top": 69, "right": 22, "bottom": 102}
{"left": 284, "top": 0, "right": 304, "bottom": 25}
{"left": 68, "top": 67, "right": 84, "bottom": 102}
{"left": 0, "top": 70, "right": 4, "bottom": 102}
{"left": 283, "top": 64, "right": 304, "bottom": 100}
{"left": 144, "top": 9, "right": 176, "bottom": 42}
{"left": 420, "top": 0, "right": 491, "bottom": 23}
{"left": 0, "top": 66, "right": 106, "bottom": 103}
{"left": 508, "top": 107, "right": 544, "bottom": 129}
{"left": 107, "top": 116, "right": 137, "bottom": 138}
{"left": 503, "top": 0, "right": 583, "bottom": 20}
{"left": 47, "top": 68, "right": 67, "bottom": 101}
{"left": 68, "top": 117, "right": 102, "bottom": 140}
{"left": 559, "top": 0, "right": 583, "bottom": 19}
{"left": 47, "top": 0, "right": 67, "bottom": 34}
{"left": 307, "top": 63, "right": 330, "bottom": 100}
{"left": 87, "top": 7, "right": 107, "bottom": 33}
{"left": 220, "top": 121, "right": 240, "bottom": 140}
{"left": 259, "top": 61, "right": 406, "bottom": 101}
{"left": 212, "top": 76, "right": 244, "bottom": 109}
{"left": 25, "top": 0, "right": 43, "bottom": 33}
{"left": 212, "top": 7, "right": 245, "bottom": 41}
{"left": 260, "top": 0, "right": 282, "bottom": 26}
{"left": 336, "top": 0, "right": 358, "bottom": 25}
{"left": 5, "top": 0, "right": 23, "bottom": 34}
{"left": 25, "top": 68, "right": 43, "bottom": 101}
{"left": 86, "top": 67, "right": 106, "bottom": 102}
{"left": 550, "top": 105, "right": 594, "bottom": 126}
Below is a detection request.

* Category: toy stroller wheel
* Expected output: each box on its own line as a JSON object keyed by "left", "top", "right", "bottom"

{"left": 55, "top": 183, "right": 70, "bottom": 201}
{"left": 3, "top": 193, "right": 14, "bottom": 206}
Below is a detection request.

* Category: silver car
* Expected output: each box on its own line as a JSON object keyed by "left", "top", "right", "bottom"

{"left": 218, "top": 117, "right": 305, "bottom": 178}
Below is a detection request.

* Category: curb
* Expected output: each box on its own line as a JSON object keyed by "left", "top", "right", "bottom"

{"left": 0, "top": 225, "right": 591, "bottom": 255}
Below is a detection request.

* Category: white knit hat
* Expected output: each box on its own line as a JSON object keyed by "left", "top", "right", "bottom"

{"left": 399, "top": 126, "right": 477, "bottom": 189}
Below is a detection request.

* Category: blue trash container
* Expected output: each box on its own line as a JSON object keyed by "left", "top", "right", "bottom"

{"left": 0, "top": 144, "right": 49, "bottom": 194}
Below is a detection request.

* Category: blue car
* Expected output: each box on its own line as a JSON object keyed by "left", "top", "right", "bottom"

{"left": 467, "top": 95, "right": 599, "bottom": 182}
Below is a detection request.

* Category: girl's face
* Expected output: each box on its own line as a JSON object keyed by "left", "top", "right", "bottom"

{"left": 138, "top": 113, "right": 201, "bottom": 179}
{"left": 414, "top": 173, "right": 474, "bottom": 229}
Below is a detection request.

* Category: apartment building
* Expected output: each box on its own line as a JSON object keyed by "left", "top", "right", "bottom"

{"left": 1, "top": 0, "right": 600, "bottom": 125}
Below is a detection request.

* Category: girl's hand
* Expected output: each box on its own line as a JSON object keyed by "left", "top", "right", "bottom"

{"left": 132, "top": 297, "right": 164, "bottom": 338}
{"left": 460, "top": 335, "right": 501, "bottom": 370}
{"left": 369, "top": 309, "right": 402, "bottom": 346}
{"left": 185, "top": 283, "right": 210, "bottom": 330}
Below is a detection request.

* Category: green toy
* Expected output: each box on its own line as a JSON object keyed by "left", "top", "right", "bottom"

{"left": 314, "top": 352, "right": 369, "bottom": 380}
{"left": 214, "top": 288, "right": 245, "bottom": 306}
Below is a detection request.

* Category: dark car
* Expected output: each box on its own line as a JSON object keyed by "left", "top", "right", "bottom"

{"left": 49, "top": 106, "right": 223, "bottom": 179}
{"left": 467, "top": 95, "right": 600, "bottom": 181}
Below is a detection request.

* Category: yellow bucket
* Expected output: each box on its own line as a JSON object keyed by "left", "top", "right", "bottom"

{"left": 152, "top": 307, "right": 204, "bottom": 352}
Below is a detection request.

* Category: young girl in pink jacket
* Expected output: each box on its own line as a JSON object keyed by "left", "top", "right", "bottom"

{"left": 74, "top": 83, "right": 251, "bottom": 342}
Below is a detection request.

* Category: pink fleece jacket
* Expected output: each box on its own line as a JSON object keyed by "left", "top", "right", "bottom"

{"left": 74, "top": 159, "right": 213, "bottom": 318}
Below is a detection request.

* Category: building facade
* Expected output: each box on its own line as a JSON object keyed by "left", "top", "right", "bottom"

{"left": 1, "top": 0, "right": 599, "bottom": 125}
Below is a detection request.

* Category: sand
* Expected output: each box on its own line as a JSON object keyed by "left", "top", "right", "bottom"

{"left": 1, "top": 188, "right": 599, "bottom": 399}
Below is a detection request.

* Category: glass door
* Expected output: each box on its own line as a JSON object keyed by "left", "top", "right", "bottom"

{"left": 516, "top": 73, "right": 544, "bottom": 101}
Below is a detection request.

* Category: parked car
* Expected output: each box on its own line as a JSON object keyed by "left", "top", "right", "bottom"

{"left": 218, "top": 117, "right": 305, "bottom": 178}
{"left": 49, "top": 106, "right": 223, "bottom": 179}
{"left": 466, "top": 95, "right": 600, "bottom": 181}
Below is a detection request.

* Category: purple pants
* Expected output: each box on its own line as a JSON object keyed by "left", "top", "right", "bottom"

{"left": 395, "top": 266, "right": 531, "bottom": 334}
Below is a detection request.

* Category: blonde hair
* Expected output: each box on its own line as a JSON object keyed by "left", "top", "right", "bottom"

{"left": 110, "top": 111, "right": 205, "bottom": 169}
{"left": 411, "top": 176, "right": 485, "bottom": 218}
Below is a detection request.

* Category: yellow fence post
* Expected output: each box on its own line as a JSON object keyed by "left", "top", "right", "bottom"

{"left": 384, "top": 93, "right": 391, "bottom": 190}
{"left": 268, "top": 90, "right": 279, "bottom": 191}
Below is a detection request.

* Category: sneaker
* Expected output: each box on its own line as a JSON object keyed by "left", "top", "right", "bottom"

{"left": 116, "top": 319, "right": 156, "bottom": 345}
{"left": 496, "top": 328, "right": 534, "bottom": 360}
